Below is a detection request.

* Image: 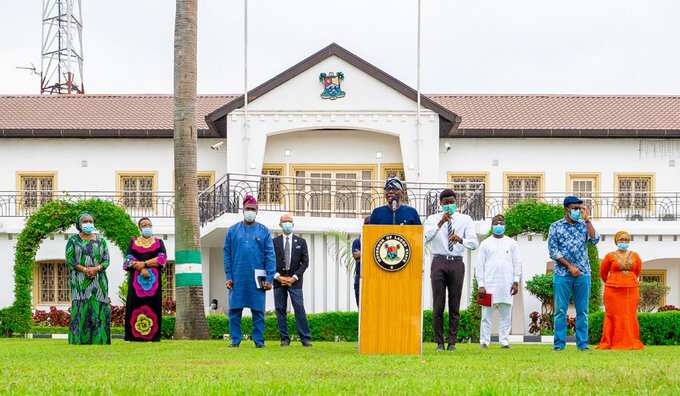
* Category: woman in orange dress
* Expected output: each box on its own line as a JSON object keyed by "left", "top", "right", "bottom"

{"left": 596, "top": 230, "right": 644, "bottom": 349}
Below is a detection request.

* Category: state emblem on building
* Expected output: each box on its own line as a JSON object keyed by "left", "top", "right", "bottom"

{"left": 319, "top": 72, "right": 345, "bottom": 100}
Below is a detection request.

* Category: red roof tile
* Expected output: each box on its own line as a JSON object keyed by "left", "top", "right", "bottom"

{"left": 0, "top": 94, "right": 235, "bottom": 131}
{"left": 1, "top": 93, "right": 680, "bottom": 136}
{"left": 428, "top": 94, "right": 680, "bottom": 130}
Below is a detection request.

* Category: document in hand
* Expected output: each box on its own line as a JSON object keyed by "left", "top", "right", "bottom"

{"left": 477, "top": 292, "right": 492, "bottom": 307}
{"left": 254, "top": 269, "right": 267, "bottom": 289}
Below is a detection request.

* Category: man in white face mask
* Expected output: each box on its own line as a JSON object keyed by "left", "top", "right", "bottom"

{"left": 273, "top": 214, "right": 312, "bottom": 346}
{"left": 223, "top": 194, "right": 276, "bottom": 348}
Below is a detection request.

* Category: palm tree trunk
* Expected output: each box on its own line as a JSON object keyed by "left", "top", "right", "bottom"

{"left": 173, "top": 0, "right": 208, "bottom": 339}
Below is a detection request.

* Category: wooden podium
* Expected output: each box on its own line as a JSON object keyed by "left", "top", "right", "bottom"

{"left": 359, "top": 224, "right": 423, "bottom": 355}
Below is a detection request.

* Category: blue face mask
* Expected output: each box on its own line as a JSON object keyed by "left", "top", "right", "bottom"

{"left": 81, "top": 223, "right": 95, "bottom": 234}
{"left": 617, "top": 242, "right": 630, "bottom": 251}
{"left": 442, "top": 203, "right": 457, "bottom": 214}
{"left": 281, "top": 222, "right": 293, "bottom": 234}
{"left": 570, "top": 208, "right": 582, "bottom": 221}
{"left": 141, "top": 227, "right": 153, "bottom": 237}
{"left": 492, "top": 224, "right": 506, "bottom": 235}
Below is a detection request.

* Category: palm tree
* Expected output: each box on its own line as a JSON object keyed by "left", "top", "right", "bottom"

{"left": 173, "top": 0, "right": 208, "bottom": 339}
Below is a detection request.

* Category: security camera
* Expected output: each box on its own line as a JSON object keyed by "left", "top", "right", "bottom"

{"left": 444, "top": 142, "right": 451, "bottom": 152}
{"left": 210, "top": 141, "right": 224, "bottom": 151}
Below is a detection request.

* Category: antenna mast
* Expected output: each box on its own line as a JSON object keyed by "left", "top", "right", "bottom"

{"left": 41, "top": 0, "right": 84, "bottom": 94}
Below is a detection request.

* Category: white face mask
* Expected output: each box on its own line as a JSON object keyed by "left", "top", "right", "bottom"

{"left": 244, "top": 210, "right": 257, "bottom": 222}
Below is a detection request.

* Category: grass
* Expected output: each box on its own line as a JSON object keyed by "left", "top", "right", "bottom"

{"left": 1, "top": 339, "right": 679, "bottom": 395}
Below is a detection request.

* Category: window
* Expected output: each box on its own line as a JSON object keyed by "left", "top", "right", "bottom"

{"left": 294, "top": 168, "right": 374, "bottom": 218}
{"left": 616, "top": 174, "right": 654, "bottom": 212}
{"left": 17, "top": 172, "right": 56, "bottom": 212}
{"left": 259, "top": 166, "right": 284, "bottom": 204}
{"left": 505, "top": 173, "right": 543, "bottom": 206}
{"left": 197, "top": 172, "right": 215, "bottom": 193}
{"left": 117, "top": 172, "right": 156, "bottom": 210}
{"left": 640, "top": 270, "right": 667, "bottom": 305}
{"left": 567, "top": 173, "right": 600, "bottom": 217}
{"left": 448, "top": 173, "right": 487, "bottom": 218}
{"left": 35, "top": 260, "right": 70, "bottom": 305}
{"left": 383, "top": 166, "right": 405, "bottom": 181}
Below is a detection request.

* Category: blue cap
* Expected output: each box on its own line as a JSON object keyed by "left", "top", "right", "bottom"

{"left": 563, "top": 195, "right": 583, "bottom": 207}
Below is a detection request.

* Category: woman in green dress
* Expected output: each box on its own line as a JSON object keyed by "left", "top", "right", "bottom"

{"left": 65, "top": 212, "right": 111, "bottom": 345}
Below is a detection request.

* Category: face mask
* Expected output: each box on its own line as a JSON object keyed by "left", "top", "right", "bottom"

{"left": 442, "top": 203, "right": 457, "bottom": 214}
{"left": 281, "top": 222, "right": 293, "bottom": 234}
{"left": 617, "top": 242, "right": 629, "bottom": 251}
{"left": 492, "top": 224, "right": 506, "bottom": 235}
{"left": 244, "top": 210, "right": 257, "bottom": 223}
{"left": 141, "top": 227, "right": 153, "bottom": 237}
{"left": 81, "top": 223, "right": 95, "bottom": 234}
{"left": 570, "top": 208, "right": 582, "bottom": 221}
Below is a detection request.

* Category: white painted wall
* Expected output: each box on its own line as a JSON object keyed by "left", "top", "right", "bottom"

{"left": 263, "top": 129, "right": 402, "bottom": 168}
{"left": 0, "top": 138, "right": 227, "bottom": 192}
{"left": 440, "top": 138, "right": 680, "bottom": 192}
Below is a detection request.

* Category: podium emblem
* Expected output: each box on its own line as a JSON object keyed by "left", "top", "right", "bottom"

{"left": 374, "top": 234, "right": 411, "bottom": 271}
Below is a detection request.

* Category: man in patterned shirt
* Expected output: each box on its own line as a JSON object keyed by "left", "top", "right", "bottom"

{"left": 548, "top": 195, "right": 600, "bottom": 351}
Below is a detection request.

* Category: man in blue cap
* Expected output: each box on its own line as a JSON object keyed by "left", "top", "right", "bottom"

{"left": 369, "top": 177, "right": 421, "bottom": 225}
{"left": 548, "top": 195, "right": 600, "bottom": 351}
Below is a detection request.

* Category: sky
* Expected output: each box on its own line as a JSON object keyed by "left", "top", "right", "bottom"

{"left": 0, "top": 0, "right": 679, "bottom": 95}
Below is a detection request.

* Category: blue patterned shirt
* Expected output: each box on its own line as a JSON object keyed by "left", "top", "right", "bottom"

{"left": 548, "top": 218, "right": 600, "bottom": 276}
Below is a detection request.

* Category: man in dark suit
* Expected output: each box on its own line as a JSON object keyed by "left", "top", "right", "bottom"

{"left": 273, "top": 213, "right": 312, "bottom": 347}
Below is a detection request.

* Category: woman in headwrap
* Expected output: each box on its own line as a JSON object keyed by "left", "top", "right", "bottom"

{"left": 123, "top": 217, "right": 167, "bottom": 342}
{"left": 596, "top": 230, "right": 644, "bottom": 349}
{"left": 65, "top": 212, "right": 111, "bottom": 345}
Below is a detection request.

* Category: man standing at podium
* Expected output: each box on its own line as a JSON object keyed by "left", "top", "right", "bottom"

{"left": 369, "top": 177, "right": 421, "bottom": 225}
{"left": 424, "top": 189, "right": 479, "bottom": 351}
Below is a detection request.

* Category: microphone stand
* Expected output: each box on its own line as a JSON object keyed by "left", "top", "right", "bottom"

{"left": 391, "top": 199, "right": 398, "bottom": 225}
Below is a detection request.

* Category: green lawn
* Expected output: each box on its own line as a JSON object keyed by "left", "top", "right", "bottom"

{"left": 1, "top": 339, "right": 678, "bottom": 395}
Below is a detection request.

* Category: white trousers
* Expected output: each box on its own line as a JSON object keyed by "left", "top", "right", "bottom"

{"left": 480, "top": 303, "right": 512, "bottom": 346}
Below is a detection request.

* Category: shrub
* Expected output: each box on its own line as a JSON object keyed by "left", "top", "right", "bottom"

{"left": 658, "top": 305, "right": 679, "bottom": 312}
{"left": 504, "top": 201, "right": 563, "bottom": 238}
{"left": 6, "top": 198, "right": 138, "bottom": 335}
{"left": 589, "top": 311, "right": 680, "bottom": 345}
{"left": 588, "top": 242, "right": 602, "bottom": 313}
{"left": 525, "top": 274, "right": 554, "bottom": 315}
{"left": 0, "top": 307, "right": 25, "bottom": 337}
{"left": 111, "top": 305, "right": 126, "bottom": 326}
{"left": 639, "top": 281, "right": 671, "bottom": 312}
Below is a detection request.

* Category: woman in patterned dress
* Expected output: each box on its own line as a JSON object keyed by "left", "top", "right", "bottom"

{"left": 124, "top": 217, "right": 167, "bottom": 342}
{"left": 65, "top": 212, "right": 111, "bottom": 345}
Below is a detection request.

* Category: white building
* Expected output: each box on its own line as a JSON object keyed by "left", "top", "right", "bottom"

{"left": 1, "top": 43, "right": 679, "bottom": 334}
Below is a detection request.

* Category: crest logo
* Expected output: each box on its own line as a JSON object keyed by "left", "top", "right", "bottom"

{"left": 374, "top": 234, "right": 411, "bottom": 272}
{"left": 319, "top": 72, "right": 345, "bottom": 100}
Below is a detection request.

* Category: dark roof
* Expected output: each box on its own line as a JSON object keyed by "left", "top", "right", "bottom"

{"left": 204, "top": 43, "right": 462, "bottom": 137}
{"left": 0, "top": 94, "right": 234, "bottom": 138}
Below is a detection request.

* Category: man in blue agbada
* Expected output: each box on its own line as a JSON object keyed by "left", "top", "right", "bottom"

{"left": 224, "top": 194, "right": 276, "bottom": 348}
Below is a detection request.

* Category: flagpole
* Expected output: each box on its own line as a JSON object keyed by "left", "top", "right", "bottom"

{"left": 243, "top": 0, "right": 250, "bottom": 173}
{"left": 416, "top": 0, "right": 422, "bottom": 178}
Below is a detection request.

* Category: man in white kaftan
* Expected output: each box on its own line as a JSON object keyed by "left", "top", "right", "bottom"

{"left": 475, "top": 214, "right": 522, "bottom": 348}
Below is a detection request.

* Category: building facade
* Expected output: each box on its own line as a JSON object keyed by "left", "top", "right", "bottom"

{"left": 2, "top": 43, "right": 680, "bottom": 334}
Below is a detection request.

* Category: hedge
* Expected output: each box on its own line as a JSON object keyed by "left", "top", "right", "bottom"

{"left": 589, "top": 311, "right": 680, "bottom": 345}
{"left": 0, "top": 199, "right": 138, "bottom": 336}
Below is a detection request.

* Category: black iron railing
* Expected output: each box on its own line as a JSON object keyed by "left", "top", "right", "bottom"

{"left": 198, "top": 173, "right": 680, "bottom": 224}
{"left": 198, "top": 173, "right": 484, "bottom": 224}
{"left": 0, "top": 191, "right": 175, "bottom": 218}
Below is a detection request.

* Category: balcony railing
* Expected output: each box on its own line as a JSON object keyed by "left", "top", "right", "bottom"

{"left": 199, "top": 173, "right": 680, "bottom": 224}
{"left": 0, "top": 191, "right": 175, "bottom": 218}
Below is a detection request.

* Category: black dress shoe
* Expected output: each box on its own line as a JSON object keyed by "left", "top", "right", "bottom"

{"left": 255, "top": 344, "right": 265, "bottom": 348}
{"left": 280, "top": 340, "right": 291, "bottom": 347}
{"left": 436, "top": 343, "right": 445, "bottom": 351}
{"left": 447, "top": 344, "right": 456, "bottom": 351}
{"left": 228, "top": 343, "right": 240, "bottom": 348}
{"left": 301, "top": 340, "right": 312, "bottom": 347}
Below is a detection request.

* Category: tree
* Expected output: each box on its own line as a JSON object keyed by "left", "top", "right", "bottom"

{"left": 173, "top": 0, "right": 208, "bottom": 339}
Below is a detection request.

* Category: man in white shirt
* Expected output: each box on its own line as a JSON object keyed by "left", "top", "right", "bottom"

{"left": 475, "top": 214, "right": 522, "bottom": 349}
{"left": 424, "top": 189, "right": 479, "bottom": 351}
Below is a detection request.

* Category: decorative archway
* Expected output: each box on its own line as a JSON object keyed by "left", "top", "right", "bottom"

{"left": 1, "top": 199, "right": 138, "bottom": 334}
